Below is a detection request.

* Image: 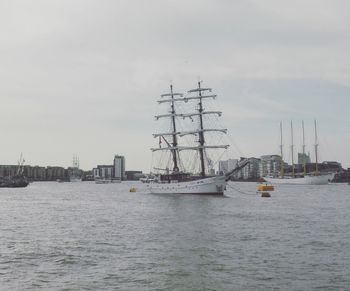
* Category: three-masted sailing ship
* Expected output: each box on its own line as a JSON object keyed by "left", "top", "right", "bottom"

{"left": 149, "top": 81, "right": 238, "bottom": 195}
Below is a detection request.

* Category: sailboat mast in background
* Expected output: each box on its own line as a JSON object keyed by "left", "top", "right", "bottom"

{"left": 280, "top": 121, "right": 284, "bottom": 178}
{"left": 291, "top": 120, "right": 295, "bottom": 177}
{"left": 302, "top": 120, "right": 306, "bottom": 176}
{"left": 314, "top": 119, "right": 319, "bottom": 175}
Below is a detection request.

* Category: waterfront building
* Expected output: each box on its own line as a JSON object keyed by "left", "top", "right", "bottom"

{"left": 321, "top": 161, "right": 342, "bottom": 171}
{"left": 24, "top": 166, "right": 47, "bottom": 181}
{"left": 230, "top": 157, "right": 260, "bottom": 180}
{"left": 82, "top": 170, "right": 94, "bottom": 181}
{"left": 298, "top": 152, "right": 311, "bottom": 165}
{"left": 125, "top": 171, "right": 144, "bottom": 181}
{"left": 92, "top": 155, "right": 126, "bottom": 180}
{"left": 259, "top": 155, "right": 282, "bottom": 178}
{"left": 242, "top": 158, "right": 261, "bottom": 180}
{"left": 218, "top": 159, "right": 238, "bottom": 174}
{"left": 93, "top": 165, "right": 114, "bottom": 178}
{"left": 46, "top": 166, "right": 67, "bottom": 181}
{"left": 0, "top": 165, "right": 18, "bottom": 177}
{"left": 0, "top": 165, "right": 68, "bottom": 181}
{"left": 114, "top": 155, "right": 126, "bottom": 180}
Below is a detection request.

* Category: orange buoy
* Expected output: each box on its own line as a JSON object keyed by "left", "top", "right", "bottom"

{"left": 257, "top": 184, "right": 274, "bottom": 192}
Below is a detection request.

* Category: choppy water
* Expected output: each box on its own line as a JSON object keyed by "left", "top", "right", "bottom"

{"left": 1, "top": 181, "right": 350, "bottom": 290}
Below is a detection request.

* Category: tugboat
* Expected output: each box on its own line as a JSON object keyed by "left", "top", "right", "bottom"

{"left": 0, "top": 154, "right": 29, "bottom": 188}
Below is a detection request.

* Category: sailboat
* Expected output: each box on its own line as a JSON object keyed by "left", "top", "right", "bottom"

{"left": 69, "top": 154, "right": 82, "bottom": 182}
{"left": 265, "top": 120, "right": 333, "bottom": 185}
{"left": 149, "top": 81, "right": 245, "bottom": 195}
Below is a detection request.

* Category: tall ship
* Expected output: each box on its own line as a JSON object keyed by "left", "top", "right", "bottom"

{"left": 149, "top": 81, "right": 246, "bottom": 195}
{"left": 69, "top": 154, "right": 82, "bottom": 182}
{"left": 264, "top": 120, "right": 333, "bottom": 185}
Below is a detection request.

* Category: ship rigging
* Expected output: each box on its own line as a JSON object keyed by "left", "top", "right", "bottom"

{"left": 149, "top": 81, "right": 236, "bottom": 195}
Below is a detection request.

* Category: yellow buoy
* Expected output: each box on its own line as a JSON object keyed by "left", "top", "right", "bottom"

{"left": 257, "top": 184, "right": 274, "bottom": 192}
{"left": 129, "top": 187, "right": 136, "bottom": 192}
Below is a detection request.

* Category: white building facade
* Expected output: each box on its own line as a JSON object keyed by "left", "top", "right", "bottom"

{"left": 93, "top": 165, "right": 114, "bottom": 178}
{"left": 218, "top": 159, "right": 238, "bottom": 174}
{"left": 114, "top": 155, "right": 126, "bottom": 180}
{"left": 259, "top": 155, "right": 282, "bottom": 178}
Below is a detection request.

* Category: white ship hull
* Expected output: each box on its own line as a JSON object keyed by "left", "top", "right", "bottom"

{"left": 69, "top": 177, "right": 82, "bottom": 182}
{"left": 265, "top": 173, "right": 333, "bottom": 185}
{"left": 149, "top": 175, "right": 227, "bottom": 195}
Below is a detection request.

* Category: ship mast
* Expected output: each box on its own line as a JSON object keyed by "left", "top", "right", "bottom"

{"left": 302, "top": 120, "right": 306, "bottom": 176}
{"left": 291, "top": 120, "right": 295, "bottom": 177}
{"left": 169, "top": 84, "right": 179, "bottom": 172}
{"left": 73, "top": 154, "right": 79, "bottom": 169}
{"left": 152, "top": 84, "right": 184, "bottom": 173}
{"left": 152, "top": 81, "right": 229, "bottom": 176}
{"left": 314, "top": 119, "right": 319, "bottom": 175}
{"left": 186, "top": 81, "right": 227, "bottom": 177}
{"left": 197, "top": 81, "right": 206, "bottom": 177}
{"left": 280, "top": 121, "right": 284, "bottom": 178}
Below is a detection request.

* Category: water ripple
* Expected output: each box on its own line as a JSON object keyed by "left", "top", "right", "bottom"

{"left": 1, "top": 181, "right": 350, "bottom": 290}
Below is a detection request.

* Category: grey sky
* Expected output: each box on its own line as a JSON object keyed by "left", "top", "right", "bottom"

{"left": 1, "top": 0, "right": 349, "bottom": 171}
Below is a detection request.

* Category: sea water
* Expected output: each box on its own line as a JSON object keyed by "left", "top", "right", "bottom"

{"left": 1, "top": 181, "right": 349, "bottom": 290}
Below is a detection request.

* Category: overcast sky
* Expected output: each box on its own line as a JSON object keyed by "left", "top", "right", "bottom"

{"left": 1, "top": 0, "right": 349, "bottom": 171}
